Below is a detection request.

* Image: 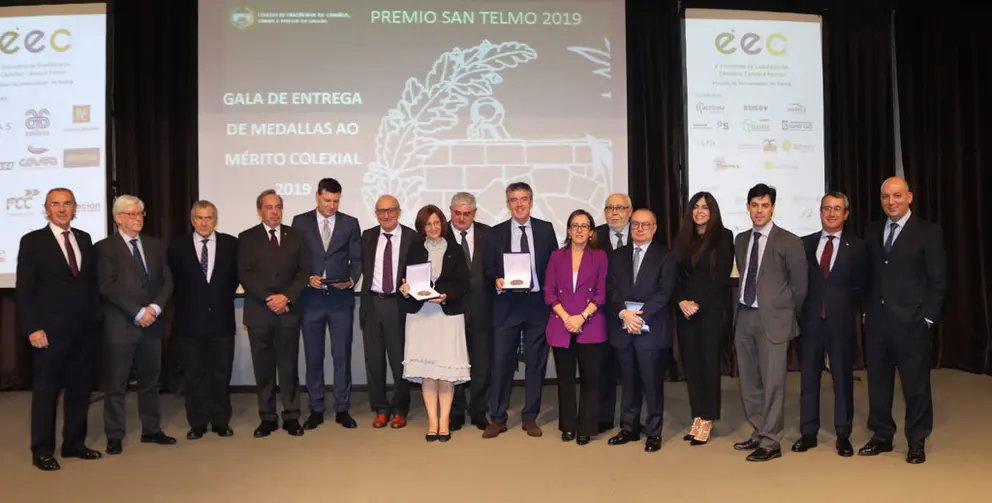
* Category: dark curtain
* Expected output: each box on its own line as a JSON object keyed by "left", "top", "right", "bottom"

{"left": 894, "top": 9, "right": 992, "bottom": 374}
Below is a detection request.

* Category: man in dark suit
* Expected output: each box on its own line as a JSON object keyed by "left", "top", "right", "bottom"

{"left": 291, "top": 178, "right": 363, "bottom": 430}
{"left": 97, "top": 194, "right": 176, "bottom": 455}
{"left": 16, "top": 188, "right": 103, "bottom": 471}
{"left": 732, "top": 183, "right": 808, "bottom": 462}
{"left": 360, "top": 194, "right": 418, "bottom": 429}
{"left": 482, "top": 182, "right": 558, "bottom": 439}
{"left": 605, "top": 209, "right": 675, "bottom": 452}
{"left": 859, "top": 176, "right": 945, "bottom": 464}
{"left": 238, "top": 189, "right": 311, "bottom": 437}
{"left": 792, "top": 192, "right": 868, "bottom": 457}
{"left": 448, "top": 191, "right": 492, "bottom": 431}
{"left": 167, "top": 200, "right": 240, "bottom": 440}
{"left": 595, "top": 193, "right": 632, "bottom": 433}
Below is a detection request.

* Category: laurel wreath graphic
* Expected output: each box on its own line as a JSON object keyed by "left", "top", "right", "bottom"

{"left": 567, "top": 38, "right": 611, "bottom": 99}
{"left": 363, "top": 40, "right": 538, "bottom": 214}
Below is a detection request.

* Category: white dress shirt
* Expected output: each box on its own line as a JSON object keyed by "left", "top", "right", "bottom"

{"left": 510, "top": 219, "right": 540, "bottom": 292}
{"left": 193, "top": 231, "right": 217, "bottom": 282}
{"left": 816, "top": 230, "right": 842, "bottom": 272}
{"left": 452, "top": 223, "right": 475, "bottom": 261}
{"left": 263, "top": 223, "right": 281, "bottom": 245}
{"left": 739, "top": 222, "right": 774, "bottom": 307}
{"left": 119, "top": 231, "right": 161, "bottom": 320}
{"left": 371, "top": 226, "right": 402, "bottom": 294}
{"left": 884, "top": 210, "right": 912, "bottom": 246}
{"left": 609, "top": 223, "right": 631, "bottom": 250}
{"left": 49, "top": 222, "right": 81, "bottom": 269}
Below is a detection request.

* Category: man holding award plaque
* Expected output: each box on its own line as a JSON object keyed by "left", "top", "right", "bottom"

{"left": 482, "top": 182, "right": 558, "bottom": 439}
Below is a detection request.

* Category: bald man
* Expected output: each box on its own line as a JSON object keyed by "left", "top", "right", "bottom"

{"left": 360, "top": 195, "right": 419, "bottom": 428}
{"left": 859, "top": 177, "right": 945, "bottom": 464}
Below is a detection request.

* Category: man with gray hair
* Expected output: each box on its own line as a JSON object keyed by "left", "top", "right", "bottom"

{"left": 96, "top": 194, "right": 175, "bottom": 455}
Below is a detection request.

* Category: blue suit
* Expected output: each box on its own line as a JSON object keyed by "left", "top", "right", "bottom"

{"left": 290, "top": 210, "right": 363, "bottom": 414}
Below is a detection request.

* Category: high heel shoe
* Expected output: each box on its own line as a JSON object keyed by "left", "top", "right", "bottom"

{"left": 690, "top": 420, "right": 712, "bottom": 446}
{"left": 438, "top": 431, "right": 451, "bottom": 443}
{"left": 426, "top": 430, "right": 439, "bottom": 442}
{"left": 683, "top": 417, "right": 702, "bottom": 441}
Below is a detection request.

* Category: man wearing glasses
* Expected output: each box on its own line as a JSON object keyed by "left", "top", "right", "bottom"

{"left": 96, "top": 195, "right": 175, "bottom": 455}
{"left": 595, "top": 193, "right": 632, "bottom": 433}
{"left": 359, "top": 195, "right": 418, "bottom": 429}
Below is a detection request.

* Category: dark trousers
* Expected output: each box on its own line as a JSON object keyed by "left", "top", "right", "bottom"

{"left": 491, "top": 294, "right": 549, "bottom": 423}
{"left": 247, "top": 323, "right": 301, "bottom": 422}
{"left": 362, "top": 296, "right": 410, "bottom": 416}
{"left": 301, "top": 299, "right": 354, "bottom": 414}
{"left": 104, "top": 332, "right": 163, "bottom": 440}
{"left": 31, "top": 330, "right": 95, "bottom": 456}
{"left": 677, "top": 309, "right": 726, "bottom": 421}
{"left": 553, "top": 338, "right": 602, "bottom": 436}
{"left": 453, "top": 308, "right": 492, "bottom": 420}
{"left": 617, "top": 344, "right": 666, "bottom": 437}
{"left": 598, "top": 343, "right": 618, "bottom": 426}
{"left": 865, "top": 308, "right": 933, "bottom": 446}
{"left": 799, "top": 317, "right": 854, "bottom": 438}
{"left": 180, "top": 333, "right": 235, "bottom": 429}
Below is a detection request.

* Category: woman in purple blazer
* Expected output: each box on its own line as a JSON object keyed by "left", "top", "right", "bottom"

{"left": 544, "top": 209, "right": 608, "bottom": 445}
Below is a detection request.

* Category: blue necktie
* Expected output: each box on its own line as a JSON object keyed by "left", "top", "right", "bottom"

{"left": 742, "top": 232, "right": 761, "bottom": 306}
{"left": 884, "top": 222, "right": 898, "bottom": 253}
{"left": 200, "top": 238, "right": 209, "bottom": 278}
{"left": 130, "top": 238, "right": 149, "bottom": 283}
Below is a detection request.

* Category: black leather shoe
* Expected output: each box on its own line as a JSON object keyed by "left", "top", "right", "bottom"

{"left": 683, "top": 434, "right": 693, "bottom": 441}
{"left": 253, "top": 421, "right": 278, "bottom": 438}
{"left": 213, "top": 425, "right": 234, "bottom": 437}
{"left": 438, "top": 433, "right": 451, "bottom": 443}
{"left": 335, "top": 412, "right": 358, "bottom": 429}
{"left": 450, "top": 415, "right": 465, "bottom": 432}
{"left": 645, "top": 436, "right": 662, "bottom": 452}
{"left": 471, "top": 415, "right": 490, "bottom": 431}
{"left": 857, "top": 439, "right": 894, "bottom": 456}
{"left": 577, "top": 436, "right": 591, "bottom": 446}
{"left": 140, "top": 432, "right": 177, "bottom": 445}
{"left": 791, "top": 435, "right": 817, "bottom": 452}
{"left": 906, "top": 445, "right": 926, "bottom": 464}
{"left": 33, "top": 455, "right": 60, "bottom": 471}
{"left": 598, "top": 422, "right": 614, "bottom": 434}
{"left": 734, "top": 438, "right": 760, "bottom": 451}
{"left": 187, "top": 428, "right": 206, "bottom": 440}
{"left": 303, "top": 413, "right": 324, "bottom": 430}
{"left": 836, "top": 438, "right": 854, "bottom": 457}
{"left": 425, "top": 433, "right": 438, "bottom": 442}
{"left": 561, "top": 431, "right": 576, "bottom": 442}
{"left": 106, "top": 440, "right": 123, "bottom": 455}
{"left": 61, "top": 447, "right": 103, "bottom": 460}
{"left": 283, "top": 419, "right": 304, "bottom": 436}
{"left": 607, "top": 431, "right": 640, "bottom": 446}
{"left": 746, "top": 447, "right": 782, "bottom": 462}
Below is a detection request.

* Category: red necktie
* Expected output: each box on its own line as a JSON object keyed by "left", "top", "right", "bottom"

{"left": 819, "top": 235, "right": 834, "bottom": 318}
{"left": 63, "top": 230, "right": 79, "bottom": 278}
{"left": 269, "top": 229, "right": 279, "bottom": 256}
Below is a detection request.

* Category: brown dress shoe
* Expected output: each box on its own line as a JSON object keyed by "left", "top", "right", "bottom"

{"left": 390, "top": 415, "right": 407, "bottom": 429}
{"left": 372, "top": 414, "right": 389, "bottom": 428}
{"left": 522, "top": 420, "right": 543, "bottom": 437}
{"left": 482, "top": 421, "right": 508, "bottom": 439}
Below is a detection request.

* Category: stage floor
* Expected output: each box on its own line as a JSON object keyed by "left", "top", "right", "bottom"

{"left": 1, "top": 369, "right": 989, "bottom": 502}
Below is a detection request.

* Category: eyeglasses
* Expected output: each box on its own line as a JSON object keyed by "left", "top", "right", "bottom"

{"left": 630, "top": 221, "right": 654, "bottom": 230}
{"left": 120, "top": 211, "right": 145, "bottom": 218}
{"left": 569, "top": 223, "right": 591, "bottom": 231}
{"left": 605, "top": 205, "right": 630, "bottom": 213}
{"left": 47, "top": 201, "right": 76, "bottom": 209}
{"left": 375, "top": 207, "right": 399, "bottom": 215}
{"left": 820, "top": 205, "right": 845, "bottom": 213}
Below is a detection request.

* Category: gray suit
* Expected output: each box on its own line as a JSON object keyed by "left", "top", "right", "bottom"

{"left": 733, "top": 224, "right": 807, "bottom": 450}
{"left": 96, "top": 233, "right": 173, "bottom": 440}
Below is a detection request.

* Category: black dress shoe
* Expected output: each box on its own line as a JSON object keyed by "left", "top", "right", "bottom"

{"left": 836, "top": 438, "right": 854, "bottom": 457}
{"left": 791, "top": 435, "right": 818, "bottom": 452}
{"left": 471, "top": 415, "right": 490, "bottom": 431}
{"left": 283, "top": 419, "right": 304, "bottom": 436}
{"left": 598, "top": 422, "right": 614, "bottom": 434}
{"left": 106, "top": 440, "right": 123, "bottom": 455}
{"left": 746, "top": 447, "right": 782, "bottom": 462}
{"left": 213, "top": 425, "right": 234, "bottom": 437}
{"left": 734, "top": 438, "right": 760, "bottom": 451}
{"left": 683, "top": 434, "right": 693, "bottom": 441}
{"left": 561, "top": 431, "right": 576, "bottom": 442}
{"left": 906, "top": 445, "right": 926, "bottom": 464}
{"left": 450, "top": 415, "right": 465, "bottom": 432}
{"left": 645, "top": 436, "right": 662, "bottom": 452}
{"left": 303, "top": 413, "right": 324, "bottom": 430}
{"left": 425, "top": 433, "right": 439, "bottom": 442}
{"left": 140, "top": 432, "right": 178, "bottom": 445}
{"left": 33, "top": 455, "right": 61, "bottom": 471}
{"left": 335, "top": 412, "right": 358, "bottom": 429}
{"left": 857, "top": 439, "right": 894, "bottom": 456}
{"left": 576, "top": 436, "right": 591, "bottom": 446}
{"left": 187, "top": 428, "right": 206, "bottom": 440}
{"left": 61, "top": 447, "right": 103, "bottom": 460}
{"left": 607, "top": 431, "right": 640, "bottom": 446}
{"left": 253, "top": 421, "right": 278, "bottom": 438}
{"left": 438, "top": 433, "right": 451, "bottom": 443}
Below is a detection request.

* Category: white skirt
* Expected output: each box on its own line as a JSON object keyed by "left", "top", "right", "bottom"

{"left": 402, "top": 302, "right": 471, "bottom": 384}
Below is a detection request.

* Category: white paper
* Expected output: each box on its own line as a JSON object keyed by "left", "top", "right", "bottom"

{"left": 503, "top": 252, "right": 532, "bottom": 290}
{"left": 406, "top": 262, "right": 440, "bottom": 301}
{"left": 624, "top": 301, "right": 650, "bottom": 332}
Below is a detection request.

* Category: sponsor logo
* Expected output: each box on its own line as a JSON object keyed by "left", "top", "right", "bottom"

{"left": 0, "top": 160, "right": 13, "bottom": 171}
{"left": 24, "top": 109, "right": 50, "bottom": 136}
{"left": 742, "top": 119, "right": 771, "bottom": 133}
{"left": 76, "top": 202, "right": 102, "bottom": 212}
{"left": 763, "top": 160, "right": 799, "bottom": 169}
{"left": 762, "top": 139, "right": 777, "bottom": 152}
{"left": 0, "top": 28, "right": 72, "bottom": 54}
{"left": 73, "top": 105, "right": 91, "bottom": 123}
{"left": 691, "top": 123, "right": 712, "bottom": 130}
{"left": 713, "top": 157, "right": 740, "bottom": 169}
{"left": 0, "top": 250, "right": 5, "bottom": 263}
{"left": 0, "top": 121, "right": 11, "bottom": 136}
{"left": 19, "top": 145, "right": 57, "bottom": 169}
{"left": 781, "top": 140, "right": 815, "bottom": 153}
{"left": 6, "top": 189, "right": 41, "bottom": 212}
{"left": 715, "top": 31, "right": 787, "bottom": 56}
{"left": 743, "top": 105, "right": 768, "bottom": 112}
{"left": 695, "top": 102, "right": 725, "bottom": 114}
{"left": 63, "top": 148, "right": 101, "bottom": 168}
{"left": 697, "top": 139, "right": 716, "bottom": 148}
{"left": 787, "top": 103, "right": 807, "bottom": 114}
{"left": 782, "top": 120, "right": 813, "bottom": 131}
{"left": 694, "top": 92, "right": 722, "bottom": 98}
{"left": 231, "top": 7, "right": 256, "bottom": 29}
{"left": 738, "top": 143, "right": 762, "bottom": 153}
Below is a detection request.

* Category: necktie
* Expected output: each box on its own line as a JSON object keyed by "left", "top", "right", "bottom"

{"left": 884, "top": 222, "right": 898, "bottom": 253}
{"left": 320, "top": 217, "right": 331, "bottom": 250}
{"left": 382, "top": 233, "right": 394, "bottom": 293}
{"left": 742, "top": 232, "right": 761, "bottom": 306}
{"left": 130, "top": 238, "right": 149, "bottom": 283}
{"left": 460, "top": 230, "right": 471, "bottom": 262}
{"left": 519, "top": 225, "right": 530, "bottom": 254}
{"left": 200, "top": 238, "right": 209, "bottom": 278}
{"left": 633, "top": 246, "right": 643, "bottom": 282}
{"left": 269, "top": 229, "right": 279, "bottom": 256}
{"left": 615, "top": 231, "right": 624, "bottom": 250}
{"left": 819, "top": 235, "right": 834, "bottom": 318}
{"left": 63, "top": 231, "right": 79, "bottom": 278}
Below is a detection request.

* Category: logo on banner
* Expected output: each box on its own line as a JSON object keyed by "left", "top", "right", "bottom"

{"left": 743, "top": 104, "right": 768, "bottom": 112}
{"left": 762, "top": 139, "right": 777, "bottom": 152}
{"left": 0, "top": 121, "right": 11, "bottom": 136}
{"left": 742, "top": 119, "right": 771, "bottom": 133}
{"left": 713, "top": 157, "right": 740, "bottom": 169}
{"left": 787, "top": 103, "right": 807, "bottom": 114}
{"left": 231, "top": 7, "right": 256, "bottom": 29}
{"left": 63, "top": 148, "right": 101, "bottom": 168}
{"left": 73, "top": 105, "right": 91, "bottom": 123}
{"left": 715, "top": 31, "right": 787, "bottom": 56}
{"left": 76, "top": 201, "right": 102, "bottom": 212}
{"left": 6, "top": 189, "right": 41, "bottom": 212}
{"left": 763, "top": 159, "right": 798, "bottom": 169}
{"left": 698, "top": 139, "right": 716, "bottom": 148}
{"left": 0, "top": 28, "right": 72, "bottom": 54}
{"left": 25, "top": 109, "right": 50, "bottom": 136}
{"left": 0, "top": 160, "right": 13, "bottom": 171}
{"left": 782, "top": 140, "right": 815, "bottom": 153}
{"left": 695, "top": 102, "right": 725, "bottom": 114}
{"left": 0, "top": 250, "right": 5, "bottom": 263}
{"left": 19, "top": 145, "right": 57, "bottom": 169}
{"left": 782, "top": 120, "right": 813, "bottom": 131}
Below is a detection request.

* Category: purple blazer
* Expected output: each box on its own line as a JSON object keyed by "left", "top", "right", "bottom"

{"left": 544, "top": 247, "right": 608, "bottom": 347}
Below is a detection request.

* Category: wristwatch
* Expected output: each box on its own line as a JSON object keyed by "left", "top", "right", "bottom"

{"left": 581, "top": 312, "right": 591, "bottom": 321}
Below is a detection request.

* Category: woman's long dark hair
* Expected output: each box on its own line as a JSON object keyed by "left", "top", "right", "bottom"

{"left": 673, "top": 192, "right": 725, "bottom": 274}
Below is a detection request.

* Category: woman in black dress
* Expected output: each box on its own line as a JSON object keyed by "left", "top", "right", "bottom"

{"left": 672, "top": 192, "right": 734, "bottom": 445}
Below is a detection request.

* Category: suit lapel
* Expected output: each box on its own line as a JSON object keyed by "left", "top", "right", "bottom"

{"left": 757, "top": 226, "right": 777, "bottom": 281}
{"left": 575, "top": 249, "right": 595, "bottom": 292}
{"left": 472, "top": 226, "right": 485, "bottom": 269}
{"left": 326, "top": 213, "right": 345, "bottom": 253}
{"left": 889, "top": 214, "right": 914, "bottom": 254}
{"left": 117, "top": 234, "right": 145, "bottom": 279}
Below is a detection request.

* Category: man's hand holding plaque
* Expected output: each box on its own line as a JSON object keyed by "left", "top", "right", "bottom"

{"left": 502, "top": 252, "right": 532, "bottom": 291}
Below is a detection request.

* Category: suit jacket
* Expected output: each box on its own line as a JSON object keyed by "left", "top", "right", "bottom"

{"left": 167, "top": 232, "right": 240, "bottom": 336}
{"left": 799, "top": 231, "right": 868, "bottom": 327}
{"left": 401, "top": 234, "right": 470, "bottom": 316}
{"left": 359, "top": 224, "right": 419, "bottom": 325}
{"left": 291, "top": 209, "right": 363, "bottom": 306}
{"left": 16, "top": 226, "right": 101, "bottom": 338}
{"left": 733, "top": 224, "right": 808, "bottom": 343}
{"left": 96, "top": 233, "right": 174, "bottom": 341}
{"left": 606, "top": 242, "right": 677, "bottom": 350}
{"left": 452, "top": 222, "right": 493, "bottom": 331}
{"left": 483, "top": 217, "right": 558, "bottom": 321}
{"left": 544, "top": 247, "right": 608, "bottom": 346}
{"left": 237, "top": 224, "right": 310, "bottom": 327}
{"left": 863, "top": 213, "right": 946, "bottom": 324}
{"left": 672, "top": 228, "right": 735, "bottom": 313}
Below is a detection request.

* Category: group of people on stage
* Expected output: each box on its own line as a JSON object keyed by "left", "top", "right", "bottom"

{"left": 17, "top": 175, "right": 944, "bottom": 472}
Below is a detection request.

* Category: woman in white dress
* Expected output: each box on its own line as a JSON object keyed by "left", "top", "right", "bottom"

{"left": 398, "top": 205, "right": 471, "bottom": 442}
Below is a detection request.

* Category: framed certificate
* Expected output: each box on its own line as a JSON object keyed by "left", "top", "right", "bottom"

{"left": 406, "top": 262, "right": 440, "bottom": 301}
{"left": 502, "top": 252, "right": 532, "bottom": 290}
{"left": 624, "top": 301, "right": 650, "bottom": 332}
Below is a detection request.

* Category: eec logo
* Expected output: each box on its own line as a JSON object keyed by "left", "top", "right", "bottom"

{"left": 0, "top": 28, "right": 72, "bottom": 55}
{"left": 715, "top": 31, "right": 787, "bottom": 56}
